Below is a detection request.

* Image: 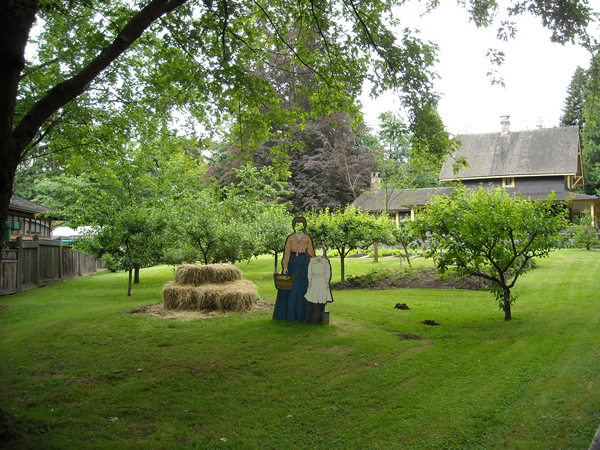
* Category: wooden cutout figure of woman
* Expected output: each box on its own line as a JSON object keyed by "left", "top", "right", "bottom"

{"left": 305, "top": 244, "right": 334, "bottom": 324}
{"left": 272, "top": 217, "right": 314, "bottom": 322}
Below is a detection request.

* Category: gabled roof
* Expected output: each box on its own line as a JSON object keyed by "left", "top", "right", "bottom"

{"left": 439, "top": 126, "right": 581, "bottom": 182}
{"left": 9, "top": 195, "right": 55, "bottom": 215}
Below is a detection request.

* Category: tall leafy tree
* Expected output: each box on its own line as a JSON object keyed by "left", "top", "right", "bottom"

{"left": 376, "top": 110, "right": 444, "bottom": 190}
{"left": 283, "top": 114, "right": 377, "bottom": 211}
{"left": 1, "top": 0, "right": 595, "bottom": 240}
{"left": 564, "top": 55, "right": 600, "bottom": 197}
{"left": 210, "top": 113, "right": 378, "bottom": 212}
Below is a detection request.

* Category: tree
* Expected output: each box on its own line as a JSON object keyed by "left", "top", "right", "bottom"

{"left": 1, "top": 0, "right": 594, "bottom": 242}
{"left": 257, "top": 207, "right": 293, "bottom": 272}
{"left": 308, "top": 206, "right": 392, "bottom": 281}
{"left": 375, "top": 110, "right": 445, "bottom": 200}
{"left": 39, "top": 137, "right": 206, "bottom": 295}
{"left": 413, "top": 185, "right": 570, "bottom": 321}
{"left": 572, "top": 209, "right": 600, "bottom": 250}
{"left": 283, "top": 114, "right": 377, "bottom": 211}
{"left": 560, "top": 66, "right": 586, "bottom": 128}
{"left": 391, "top": 219, "right": 420, "bottom": 268}
{"left": 77, "top": 207, "right": 167, "bottom": 296}
{"left": 168, "top": 165, "right": 291, "bottom": 265}
{"left": 166, "top": 190, "right": 224, "bottom": 265}
{"left": 578, "top": 55, "right": 600, "bottom": 197}
{"left": 208, "top": 33, "right": 380, "bottom": 213}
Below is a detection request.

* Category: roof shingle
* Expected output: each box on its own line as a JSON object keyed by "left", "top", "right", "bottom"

{"left": 439, "top": 126, "right": 580, "bottom": 181}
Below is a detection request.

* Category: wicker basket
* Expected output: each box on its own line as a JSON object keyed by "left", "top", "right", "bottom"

{"left": 274, "top": 273, "right": 295, "bottom": 291}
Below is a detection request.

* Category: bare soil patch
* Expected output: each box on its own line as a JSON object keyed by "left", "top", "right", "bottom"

{"left": 331, "top": 268, "right": 487, "bottom": 291}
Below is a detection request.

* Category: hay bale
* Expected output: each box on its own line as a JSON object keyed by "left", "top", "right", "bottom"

{"left": 175, "top": 264, "right": 243, "bottom": 286}
{"left": 162, "top": 282, "right": 200, "bottom": 310}
{"left": 215, "top": 280, "right": 258, "bottom": 312}
{"left": 162, "top": 280, "right": 258, "bottom": 312}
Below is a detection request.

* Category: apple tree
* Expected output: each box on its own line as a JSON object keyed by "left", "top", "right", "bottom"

{"left": 413, "top": 185, "right": 570, "bottom": 320}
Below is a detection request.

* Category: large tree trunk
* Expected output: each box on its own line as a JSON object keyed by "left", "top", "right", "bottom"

{"left": 0, "top": 0, "right": 188, "bottom": 245}
{"left": 0, "top": 1, "right": 38, "bottom": 244}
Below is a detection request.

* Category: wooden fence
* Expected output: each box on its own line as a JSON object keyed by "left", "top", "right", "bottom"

{"left": 1, "top": 235, "right": 103, "bottom": 296}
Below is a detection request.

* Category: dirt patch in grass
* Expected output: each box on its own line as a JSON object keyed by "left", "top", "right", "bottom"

{"left": 331, "top": 268, "right": 487, "bottom": 291}
{"left": 127, "top": 300, "right": 273, "bottom": 320}
{"left": 396, "top": 333, "right": 422, "bottom": 340}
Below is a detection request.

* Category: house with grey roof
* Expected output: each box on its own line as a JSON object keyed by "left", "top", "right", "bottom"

{"left": 353, "top": 116, "right": 600, "bottom": 225}
{"left": 5, "top": 195, "right": 57, "bottom": 241}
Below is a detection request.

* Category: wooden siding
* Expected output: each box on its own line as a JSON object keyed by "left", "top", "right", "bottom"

{"left": 0, "top": 236, "right": 103, "bottom": 296}
{"left": 462, "top": 176, "right": 567, "bottom": 193}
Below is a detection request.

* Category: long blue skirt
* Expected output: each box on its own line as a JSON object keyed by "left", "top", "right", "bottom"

{"left": 273, "top": 252, "right": 311, "bottom": 322}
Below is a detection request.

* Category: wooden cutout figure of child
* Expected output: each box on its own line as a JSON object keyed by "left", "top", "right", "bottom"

{"left": 305, "top": 244, "right": 333, "bottom": 324}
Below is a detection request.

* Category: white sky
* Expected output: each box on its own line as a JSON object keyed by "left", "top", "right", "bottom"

{"left": 360, "top": 0, "right": 599, "bottom": 135}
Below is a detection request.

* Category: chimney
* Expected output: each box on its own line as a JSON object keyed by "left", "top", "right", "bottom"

{"left": 500, "top": 115, "right": 510, "bottom": 135}
{"left": 371, "top": 172, "right": 381, "bottom": 189}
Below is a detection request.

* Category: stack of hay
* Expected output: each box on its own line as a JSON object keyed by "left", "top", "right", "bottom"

{"left": 162, "top": 264, "right": 258, "bottom": 312}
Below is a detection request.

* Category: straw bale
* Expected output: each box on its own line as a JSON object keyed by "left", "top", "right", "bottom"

{"left": 162, "top": 282, "right": 199, "bottom": 310}
{"left": 162, "top": 280, "right": 258, "bottom": 312}
{"left": 215, "top": 280, "right": 258, "bottom": 312}
{"left": 175, "top": 264, "right": 243, "bottom": 286}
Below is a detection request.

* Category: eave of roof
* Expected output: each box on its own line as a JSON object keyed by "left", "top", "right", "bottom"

{"left": 8, "top": 195, "right": 56, "bottom": 216}
{"left": 441, "top": 173, "right": 576, "bottom": 182}
{"left": 353, "top": 187, "right": 600, "bottom": 212}
{"left": 353, "top": 187, "right": 453, "bottom": 211}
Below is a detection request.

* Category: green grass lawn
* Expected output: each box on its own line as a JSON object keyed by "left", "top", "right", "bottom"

{"left": 1, "top": 250, "right": 599, "bottom": 449}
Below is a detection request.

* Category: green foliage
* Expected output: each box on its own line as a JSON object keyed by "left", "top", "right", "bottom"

{"left": 560, "top": 66, "right": 586, "bottom": 128}
{"left": 566, "top": 57, "right": 600, "bottom": 197}
{"left": 40, "top": 138, "right": 207, "bottom": 295}
{"left": 375, "top": 109, "right": 448, "bottom": 193}
{"left": 2, "top": 0, "right": 597, "bottom": 250}
{"left": 167, "top": 165, "right": 291, "bottom": 266}
{"left": 307, "top": 206, "right": 394, "bottom": 281}
{"left": 413, "top": 185, "right": 570, "bottom": 320}
{"left": 390, "top": 219, "right": 421, "bottom": 268}
{"left": 256, "top": 207, "right": 293, "bottom": 272}
{"left": 572, "top": 209, "right": 600, "bottom": 250}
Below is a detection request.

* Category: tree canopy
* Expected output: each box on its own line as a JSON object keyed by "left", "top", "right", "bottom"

{"left": 1, "top": 0, "right": 596, "bottom": 241}
{"left": 413, "top": 185, "right": 570, "bottom": 320}
{"left": 562, "top": 54, "right": 600, "bottom": 197}
{"left": 307, "top": 206, "right": 392, "bottom": 281}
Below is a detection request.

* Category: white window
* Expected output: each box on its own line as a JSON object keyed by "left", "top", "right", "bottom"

{"left": 502, "top": 177, "right": 515, "bottom": 188}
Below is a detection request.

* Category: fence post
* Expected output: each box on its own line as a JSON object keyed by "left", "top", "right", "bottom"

{"left": 16, "top": 236, "right": 23, "bottom": 293}
{"left": 33, "top": 234, "right": 41, "bottom": 287}
{"left": 58, "top": 241, "right": 64, "bottom": 280}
